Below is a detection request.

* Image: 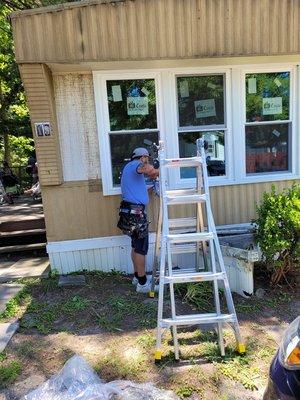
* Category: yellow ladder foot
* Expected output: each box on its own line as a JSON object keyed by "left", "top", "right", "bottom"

{"left": 149, "top": 291, "right": 155, "bottom": 298}
{"left": 236, "top": 343, "right": 246, "bottom": 354}
{"left": 154, "top": 349, "right": 162, "bottom": 363}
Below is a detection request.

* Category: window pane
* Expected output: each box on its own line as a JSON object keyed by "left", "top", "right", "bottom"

{"left": 246, "top": 72, "right": 290, "bottom": 122}
{"left": 177, "top": 75, "right": 225, "bottom": 127}
{"left": 110, "top": 131, "right": 159, "bottom": 186}
{"left": 107, "top": 79, "right": 157, "bottom": 131}
{"left": 179, "top": 131, "right": 225, "bottom": 178}
{"left": 245, "top": 123, "right": 290, "bottom": 174}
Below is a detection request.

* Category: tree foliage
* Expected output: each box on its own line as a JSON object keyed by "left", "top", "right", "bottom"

{"left": 0, "top": 0, "right": 78, "bottom": 164}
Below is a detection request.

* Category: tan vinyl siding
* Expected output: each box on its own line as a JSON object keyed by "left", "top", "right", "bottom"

{"left": 19, "top": 64, "right": 62, "bottom": 186}
{"left": 11, "top": 0, "right": 300, "bottom": 63}
{"left": 42, "top": 179, "right": 299, "bottom": 242}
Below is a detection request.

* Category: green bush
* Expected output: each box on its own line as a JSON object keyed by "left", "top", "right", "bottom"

{"left": 254, "top": 184, "right": 300, "bottom": 285}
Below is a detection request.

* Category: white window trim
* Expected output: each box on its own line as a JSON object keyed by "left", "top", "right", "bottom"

{"left": 93, "top": 64, "right": 300, "bottom": 196}
{"left": 236, "top": 66, "right": 297, "bottom": 184}
{"left": 93, "top": 70, "right": 163, "bottom": 195}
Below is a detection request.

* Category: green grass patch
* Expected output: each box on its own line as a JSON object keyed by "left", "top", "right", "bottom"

{"left": 0, "top": 359, "right": 22, "bottom": 388}
{"left": 0, "top": 288, "right": 32, "bottom": 321}
{"left": 137, "top": 331, "right": 156, "bottom": 349}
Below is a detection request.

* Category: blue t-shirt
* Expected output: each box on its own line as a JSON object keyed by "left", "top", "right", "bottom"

{"left": 121, "top": 160, "right": 149, "bottom": 205}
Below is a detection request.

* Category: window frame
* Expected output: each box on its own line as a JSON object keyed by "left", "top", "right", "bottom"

{"left": 167, "top": 68, "right": 233, "bottom": 189}
{"left": 93, "top": 71, "right": 163, "bottom": 195}
{"left": 234, "top": 66, "right": 297, "bottom": 183}
{"left": 93, "top": 64, "right": 300, "bottom": 196}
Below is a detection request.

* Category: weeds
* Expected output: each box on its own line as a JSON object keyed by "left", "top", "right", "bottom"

{"left": 0, "top": 359, "right": 22, "bottom": 388}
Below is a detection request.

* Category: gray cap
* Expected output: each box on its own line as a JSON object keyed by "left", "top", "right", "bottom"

{"left": 131, "top": 147, "right": 149, "bottom": 158}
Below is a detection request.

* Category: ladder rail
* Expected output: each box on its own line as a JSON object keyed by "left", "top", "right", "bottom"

{"left": 154, "top": 138, "right": 245, "bottom": 362}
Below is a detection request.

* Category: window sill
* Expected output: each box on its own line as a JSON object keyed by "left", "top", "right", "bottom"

{"left": 103, "top": 172, "right": 300, "bottom": 195}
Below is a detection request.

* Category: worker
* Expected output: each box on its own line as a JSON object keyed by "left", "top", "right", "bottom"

{"left": 118, "top": 147, "right": 159, "bottom": 293}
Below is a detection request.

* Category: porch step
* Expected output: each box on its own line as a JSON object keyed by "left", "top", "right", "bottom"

{"left": 0, "top": 217, "right": 45, "bottom": 233}
{"left": 0, "top": 243, "right": 46, "bottom": 254}
{"left": 0, "top": 229, "right": 46, "bottom": 238}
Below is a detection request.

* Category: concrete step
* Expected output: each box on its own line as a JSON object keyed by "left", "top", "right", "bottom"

{"left": 0, "top": 257, "right": 50, "bottom": 282}
{"left": 0, "top": 284, "right": 24, "bottom": 314}
{"left": 0, "top": 322, "right": 19, "bottom": 352}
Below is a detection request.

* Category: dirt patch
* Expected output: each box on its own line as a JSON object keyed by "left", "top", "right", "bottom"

{"left": 0, "top": 272, "right": 299, "bottom": 400}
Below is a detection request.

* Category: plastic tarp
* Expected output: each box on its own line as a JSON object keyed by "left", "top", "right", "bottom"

{"left": 22, "top": 355, "right": 179, "bottom": 400}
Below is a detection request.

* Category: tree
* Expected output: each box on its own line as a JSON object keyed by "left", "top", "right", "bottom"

{"left": 0, "top": 0, "right": 78, "bottom": 164}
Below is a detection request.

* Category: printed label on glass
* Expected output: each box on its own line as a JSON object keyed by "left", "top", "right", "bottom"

{"left": 274, "top": 78, "right": 282, "bottom": 87}
{"left": 141, "top": 87, "right": 150, "bottom": 96}
{"left": 207, "top": 82, "right": 216, "bottom": 89}
{"left": 248, "top": 78, "right": 257, "bottom": 94}
{"left": 194, "top": 99, "right": 216, "bottom": 118}
{"left": 112, "top": 85, "right": 122, "bottom": 102}
{"left": 262, "top": 97, "right": 282, "bottom": 115}
{"left": 127, "top": 96, "right": 149, "bottom": 116}
{"left": 179, "top": 80, "right": 189, "bottom": 98}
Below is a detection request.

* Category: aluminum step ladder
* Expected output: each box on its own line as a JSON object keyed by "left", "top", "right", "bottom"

{"left": 154, "top": 138, "right": 245, "bottom": 362}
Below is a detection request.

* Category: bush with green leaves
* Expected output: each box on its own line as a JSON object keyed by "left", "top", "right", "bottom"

{"left": 254, "top": 184, "right": 300, "bottom": 285}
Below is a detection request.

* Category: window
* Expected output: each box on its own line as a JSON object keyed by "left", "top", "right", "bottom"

{"left": 245, "top": 72, "right": 291, "bottom": 174}
{"left": 94, "top": 75, "right": 159, "bottom": 193}
{"left": 176, "top": 75, "right": 226, "bottom": 178}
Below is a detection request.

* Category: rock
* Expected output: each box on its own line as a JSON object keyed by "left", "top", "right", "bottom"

{"left": 58, "top": 275, "right": 86, "bottom": 287}
{"left": 255, "top": 288, "right": 266, "bottom": 299}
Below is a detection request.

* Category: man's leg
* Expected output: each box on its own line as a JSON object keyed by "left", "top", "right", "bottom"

{"left": 131, "top": 249, "right": 146, "bottom": 277}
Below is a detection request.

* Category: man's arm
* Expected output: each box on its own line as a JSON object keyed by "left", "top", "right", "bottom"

{"left": 137, "top": 162, "right": 159, "bottom": 179}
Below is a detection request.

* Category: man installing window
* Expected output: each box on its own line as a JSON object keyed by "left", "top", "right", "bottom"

{"left": 117, "top": 147, "right": 159, "bottom": 293}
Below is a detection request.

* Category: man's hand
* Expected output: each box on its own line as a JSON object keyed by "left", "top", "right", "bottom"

{"left": 137, "top": 162, "right": 159, "bottom": 179}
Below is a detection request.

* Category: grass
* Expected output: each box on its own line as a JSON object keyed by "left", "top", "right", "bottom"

{"left": 0, "top": 353, "right": 22, "bottom": 388}
{"left": 0, "top": 271, "right": 292, "bottom": 398}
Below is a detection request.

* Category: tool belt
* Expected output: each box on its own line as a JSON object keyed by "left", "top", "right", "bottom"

{"left": 117, "top": 201, "right": 149, "bottom": 239}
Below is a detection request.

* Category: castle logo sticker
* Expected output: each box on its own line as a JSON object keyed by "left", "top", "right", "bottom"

{"left": 263, "top": 97, "right": 282, "bottom": 115}
{"left": 127, "top": 97, "right": 149, "bottom": 116}
{"left": 194, "top": 99, "right": 216, "bottom": 118}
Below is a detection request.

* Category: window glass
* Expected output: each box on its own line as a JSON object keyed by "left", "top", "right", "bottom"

{"left": 107, "top": 79, "right": 157, "bottom": 131}
{"left": 245, "top": 123, "right": 290, "bottom": 173}
{"left": 110, "top": 131, "right": 158, "bottom": 186}
{"left": 245, "top": 72, "right": 290, "bottom": 122}
{"left": 179, "top": 131, "right": 225, "bottom": 178}
{"left": 177, "top": 75, "right": 225, "bottom": 127}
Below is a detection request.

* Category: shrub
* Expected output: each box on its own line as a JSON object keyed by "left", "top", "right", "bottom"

{"left": 254, "top": 184, "right": 300, "bottom": 285}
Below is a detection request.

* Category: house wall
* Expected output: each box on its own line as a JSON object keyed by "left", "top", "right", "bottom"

{"left": 11, "top": 0, "right": 300, "bottom": 63}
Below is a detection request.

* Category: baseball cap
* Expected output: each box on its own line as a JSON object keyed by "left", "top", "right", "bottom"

{"left": 131, "top": 147, "right": 149, "bottom": 159}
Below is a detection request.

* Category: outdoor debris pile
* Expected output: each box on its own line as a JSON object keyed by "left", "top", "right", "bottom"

{"left": 22, "top": 355, "right": 179, "bottom": 400}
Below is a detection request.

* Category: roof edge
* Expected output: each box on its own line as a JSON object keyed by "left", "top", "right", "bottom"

{"left": 10, "top": 0, "right": 125, "bottom": 19}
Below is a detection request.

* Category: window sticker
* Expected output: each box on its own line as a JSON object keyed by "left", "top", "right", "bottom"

{"left": 274, "top": 78, "right": 282, "bottom": 87}
{"left": 179, "top": 80, "right": 189, "bottom": 98}
{"left": 112, "top": 85, "right": 122, "bottom": 102}
{"left": 272, "top": 129, "right": 281, "bottom": 137}
{"left": 207, "top": 82, "right": 216, "bottom": 89}
{"left": 194, "top": 99, "right": 216, "bottom": 118}
{"left": 127, "top": 96, "right": 149, "bottom": 115}
{"left": 262, "top": 97, "right": 282, "bottom": 115}
{"left": 248, "top": 78, "right": 257, "bottom": 94}
{"left": 141, "top": 87, "right": 150, "bottom": 96}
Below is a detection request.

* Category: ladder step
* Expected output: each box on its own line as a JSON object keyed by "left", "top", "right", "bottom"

{"left": 161, "top": 313, "right": 236, "bottom": 327}
{"left": 163, "top": 157, "right": 202, "bottom": 168}
{"left": 164, "top": 272, "right": 224, "bottom": 284}
{"left": 170, "top": 243, "right": 197, "bottom": 254}
{"left": 167, "top": 232, "right": 214, "bottom": 244}
{"left": 169, "top": 217, "right": 197, "bottom": 229}
{"left": 165, "top": 193, "right": 207, "bottom": 205}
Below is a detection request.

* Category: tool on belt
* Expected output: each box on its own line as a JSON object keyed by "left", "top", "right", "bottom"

{"left": 117, "top": 201, "right": 149, "bottom": 238}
